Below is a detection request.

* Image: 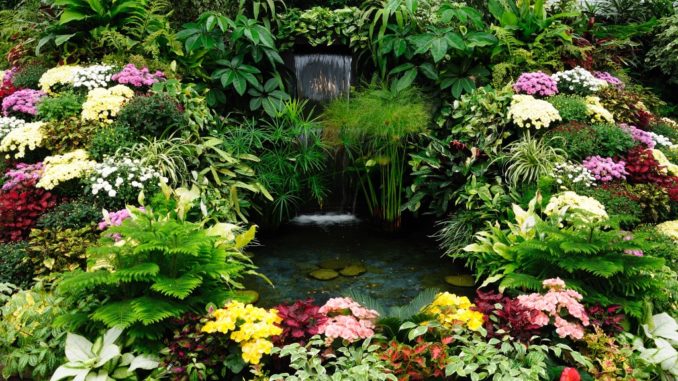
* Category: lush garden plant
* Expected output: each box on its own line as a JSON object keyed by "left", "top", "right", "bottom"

{"left": 0, "top": 0, "right": 678, "bottom": 380}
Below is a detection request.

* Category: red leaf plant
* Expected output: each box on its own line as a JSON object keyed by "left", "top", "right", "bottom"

{"left": 585, "top": 304, "right": 625, "bottom": 335}
{"left": 473, "top": 289, "right": 543, "bottom": 342}
{"left": 380, "top": 335, "right": 454, "bottom": 381}
{"left": 625, "top": 147, "right": 678, "bottom": 201}
{"left": 273, "top": 299, "right": 328, "bottom": 346}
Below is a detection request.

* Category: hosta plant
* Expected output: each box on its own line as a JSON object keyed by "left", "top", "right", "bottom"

{"left": 50, "top": 328, "right": 158, "bottom": 381}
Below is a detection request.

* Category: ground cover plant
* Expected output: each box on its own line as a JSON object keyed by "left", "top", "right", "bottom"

{"left": 0, "top": 0, "right": 677, "bottom": 380}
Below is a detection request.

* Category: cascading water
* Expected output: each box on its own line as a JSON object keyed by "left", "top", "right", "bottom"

{"left": 293, "top": 54, "right": 352, "bottom": 102}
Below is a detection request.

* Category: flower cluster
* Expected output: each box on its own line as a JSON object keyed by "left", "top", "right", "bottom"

{"left": 593, "top": 71, "right": 624, "bottom": 89}
{"left": 622, "top": 231, "right": 644, "bottom": 257}
{"left": 0, "top": 121, "right": 45, "bottom": 158}
{"left": 73, "top": 65, "right": 114, "bottom": 91}
{"left": 38, "top": 65, "right": 81, "bottom": 94}
{"left": 582, "top": 156, "right": 628, "bottom": 182}
{"left": 507, "top": 94, "right": 562, "bottom": 129}
{"left": 0, "top": 116, "right": 25, "bottom": 140}
{"left": 517, "top": 278, "right": 590, "bottom": 340}
{"left": 424, "top": 292, "right": 484, "bottom": 331}
{"left": 544, "top": 191, "right": 609, "bottom": 226}
{"left": 87, "top": 155, "right": 165, "bottom": 202}
{"left": 512, "top": 72, "right": 558, "bottom": 97}
{"left": 36, "top": 149, "right": 95, "bottom": 190}
{"left": 2, "top": 162, "right": 43, "bottom": 191}
{"left": 318, "top": 297, "right": 379, "bottom": 344}
{"left": 81, "top": 85, "right": 134, "bottom": 124}
{"left": 553, "top": 161, "right": 596, "bottom": 189}
{"left": 650, "top": 131, "right": 676, "bottom": 149}
{"left": 620, "top": 123, "right": 655, "bottom": 149}
{"left": 98, "top": 207, "right": 134, "bottom": 230}
{"left": 274, "top": 299, "right": 327, "bottom": 345}
{"left": 585, "top": 96, "right": 615, "bottom": 124}
{"left": 652, "top": 149, "right": 678, "bottom": 176}
{"left": 202, "top": 301, "right": 282, "bottom": 365}
{"left": 112, "top": 64, "right": 165, "bottom": 88}
{"left": 656, "top": 220, "right": 678, "bottom": 242}
{"left": 552, "top": 67, "right": 607, "bottom": 95}
{"left": 2, "top": 89, "right": 46, "bottom": 116}
{"left": 0, "top": 68, "right": 17, "bottom": 100}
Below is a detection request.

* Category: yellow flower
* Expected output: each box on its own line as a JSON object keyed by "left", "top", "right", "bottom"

{"left": 544, "top": 191, "right": 608, "bottom": 226}
{"left": 202, "top": 301, "right": 282, "bottom": 365}
{"left": 37, "top": 149, "right": 96, "bottom": 190}
{"left": 652, "top": 149, "right": 678, "bottom": 176}
{"left": 508, "top": 95, "right": 562, "bottom": 130}
{"left": 39, "top": 65, "right": 82, "bottom": 94}
{"left": 0, "top": 122, "right": 45, "bottom": 159}
{"left": 585, "top": 96, "right": 615, "bottom": 124}
{"left": 81, "top": 86, "right": 134, "bottom": 124}
{"left": 656, "top": 220, "right": 678, "bottom": 242}
{"left": 424, "top": 292, "right": 484, "bottom": 331}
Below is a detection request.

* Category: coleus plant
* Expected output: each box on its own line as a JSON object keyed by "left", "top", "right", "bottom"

{"left": 273, "top": 299, "right": 327, "bottom": 346}
{"left": 473, "top": 289, "right": 543, "bottom": 342}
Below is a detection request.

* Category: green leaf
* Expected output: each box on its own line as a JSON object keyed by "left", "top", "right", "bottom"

{"left": 131, "top": 297, "right": 187, "bottom": 325}
{"left": 92, "top": 300, "right": 138, "bottom": 328}
{"left": 150, "top": 274, "right": 204, "bottom": 300}
{"left": 430, "top": 37, "right": 447, "bottom": 62}
{"left": 59, "top": 9, "right": 89, "bottom": 24}
{"left": 55, "top": 34, "right": 77, "bottom": 46}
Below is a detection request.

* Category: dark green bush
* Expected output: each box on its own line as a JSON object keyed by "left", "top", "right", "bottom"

{"left": 88, "top": 122, "right": 139, "bottom": 161}
{"left": 547, "top": 94, "right": 589, "bottom": 122}
{"left": 580, "top": 184, "right": 643, "bottom": 227}
{"left": 546, "top": 122, "right": 636, "bottom": 160}
{"left": 11, "top": 64, "right": 48, "bottom": 89}
{"left": 36, "top": 92, "right": 84, "bottom": 121}
{"left": 43, "top": 117, "right": 97, "bottom": 154}
{"left": 36, "top": 201, "right": 101, "bottom": 230}
{"left": 634, "top": 225, "right": 678, "bottom": 272}
{"left": 116, "top": 93, "right": 186, "bottom": 137}
{"left": 627, "top": 183, "right": 672, "bottom": 223}
{"left": 0, "top": 242, "right": 33, "bottom": 289}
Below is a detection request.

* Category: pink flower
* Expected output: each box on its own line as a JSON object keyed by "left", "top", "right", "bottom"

{"left": 318, "top": 297, "right": 378, "bottom": 344}
{"left": 2, "top": 89, "right": 45, "bottom": 116}
{"left": 560, "top": 367, "right": 581, "bottom": 381}
{"left": 2, "top": 162, "right": 43, "bottom": 191}
{"left": 543, "top": 277, "right": 566, "bottom": 290}
{"left": 112, "top": 64, "right": 165, "bottom": 88}
{"left": 513, "top": 72, "right": 559, "bottom": 97}
{"left": 593, "top": 71, "right": 624, "bottom": 89}
{"left": 620, "top": 124, "right": 655, "bottom": 149}
{"left": 582, "top": 156, "right": 628, "bottom": 182}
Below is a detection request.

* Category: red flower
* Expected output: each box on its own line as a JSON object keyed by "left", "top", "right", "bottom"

{"left": 560, "top": 368, "right": 581, "bottom": 381}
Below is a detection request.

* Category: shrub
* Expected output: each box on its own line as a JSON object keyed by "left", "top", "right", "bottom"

{"left": 36, "top": 200, "right": 101, "bottom": 230}
{"left": 626, "top": 183, "right": 672, "bottom": 223}
{"left": 36, "top": 92, "right": 84, "bottom": 121}
{"left": 591, "top": 123, "right": 637, "bottom": 157}
{"left": 0, "top": 282, "right": 98, "bottom": 381}
{"left": 598, "top": 87, "right": 651, "bottom": 128}
{"left": 634, "top": 224, "right": 678, "bottom": 272}
{"left": 0, "top": 242, "right": 33, "bottom": 288}
{"left": 26, "top": 226, "right": 98, "bottom": 277}
{"left": 0, "top": 183, "right": 57, "bottom": 242}
{"left": 547, "top": 94, "right": 589, "bottom": 122}
{"left": 579, "top": 184, "right": 644, "bottom": 224}
{"left": 88, "top": 122, "right": 139, "bottom": 161}
{"left": 646, "top": 14, "right": 678, "bottom": 85}
{"left": 116, "top": 93, "right": 186, "bottom": 137}
{"left": 42, "top": 117, "right": 97, "bottom": 154}
{"left": 10, "top": 64, "right": 48, "bottom": 89}
{"left": 57, "top": 193, "right": 258, "bottom": 348}
{"left": 545, "top": 122, "right": 598, "bottom": 161}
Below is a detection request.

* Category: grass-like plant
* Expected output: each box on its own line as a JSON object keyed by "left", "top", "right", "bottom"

{"left": 323, "top": 86, "right": 431, "bottom": 228}
{"left": 502, "top": 134, "right": 566, "bottom": 187}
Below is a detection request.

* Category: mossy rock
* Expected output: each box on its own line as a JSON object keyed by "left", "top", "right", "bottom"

{"left": 319, "top": 258, "right": 352, "bottom": 270}
{"left": 340, "top": 264, "right": 367, "bottom": 277}
{"left": 445, "top": 274, "right": 475, "bottom": 287}
{"left": 234, "top": 290, "right": 260, "bottom": 304}
{"left": 309, "top": 269, "right": 340, "bottom": 280}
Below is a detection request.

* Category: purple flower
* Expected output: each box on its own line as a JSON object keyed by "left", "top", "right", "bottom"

{"left": 513, "top": 72, "right": 559, "bottom": 97}
{"left": 2, "top": 89, "right": 46, "bottom": 116}
{"left": 111, "top": 64, "right": 165, "bottom": 88}
{"left": 2, "top": 162, "right": 43, "bottom": 191}
{"left": 593, "top": 71, "right": 624, "bottom": 89}
{"left": 582, "top": 156, "right": 628, "bottom": 182}
{"left": 620, "top": 123, "right": 655, "bottom": 149}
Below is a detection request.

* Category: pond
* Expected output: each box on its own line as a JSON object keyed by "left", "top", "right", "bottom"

{"left": 244, "top": 214, "right": 476, "bottom": 308}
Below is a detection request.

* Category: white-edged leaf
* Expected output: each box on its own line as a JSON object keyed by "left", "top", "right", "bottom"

{"left": 50, "top": 366, "right": 87, "bottom": 381}
{"left": 65, "top": 333, "right": 94, "bottom": 363}
{"left": 128, "top": 355, "right": 160, "bottom": 371}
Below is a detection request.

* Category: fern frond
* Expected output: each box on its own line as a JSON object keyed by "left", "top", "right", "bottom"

{"left": 344, "top": 289, "right": 388, "bottom": 317}
{"left": 131, "top": 297, "right": 188, "bottom": 325}
{"left": 113, "top": 262, "right": 160, "bottom": 283}
{"left": 500, "top": 273, "right": 543, "bottom": 292}
{"left": 92, "top": 300, "right": 138, "bottom": 328}
{"left": 150, "top": 274, "right": 203, "bottom": 300}
{"left": 388, "top": 288, "right": 438, "bottom": 321}
{"left": 59, "top": 270, "right": 115, "bottom": 292}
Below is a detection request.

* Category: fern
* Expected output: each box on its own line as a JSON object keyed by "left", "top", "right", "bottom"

{"left": 57, "top": 193, "right": 258, "bottom": 349}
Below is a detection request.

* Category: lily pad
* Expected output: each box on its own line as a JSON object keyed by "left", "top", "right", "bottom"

{"left": 319, "top": 258, "right": 352, "bottom": 270}
{"left": 309, "top": 269, "right": 340, "bottom": 280}
{"left": 445, "top": 274, "right": 475, "bottom": 287}
{"left": 233, "top": 290, "right": 260, "bottom": 304}
{"left": 340, "top": 264, "right": 367, "bottom": 277}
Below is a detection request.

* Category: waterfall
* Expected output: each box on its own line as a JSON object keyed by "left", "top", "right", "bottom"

{"left": 293, "top": 54, "right": 352, "bottom": 102}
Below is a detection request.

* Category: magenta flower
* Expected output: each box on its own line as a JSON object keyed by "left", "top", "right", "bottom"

{"left": 593, "top": 71, "right": 624, "bottom": 89}
{"left": 2, "top": 89, "right": 46, "bottom": 116}
{"left": 620, "top": 123, "right": 655, "bottom": 149}
{"left": 2, "top": 162, "right": 43, "bottom": 191}
{"left": 582, "top": 156, "right": 628, "bottom": 182}
{"left": 513, "top": 72, "right": 559, "bottom": 97}
{"left": 112, "top": 64, "right": 165, "bottom": 88}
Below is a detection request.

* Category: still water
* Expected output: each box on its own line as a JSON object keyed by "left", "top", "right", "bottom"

{"left": 244, "top": 214, "right": 475, "bottom": 308}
